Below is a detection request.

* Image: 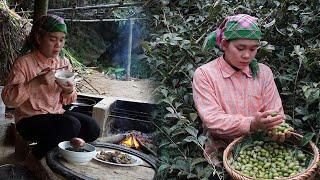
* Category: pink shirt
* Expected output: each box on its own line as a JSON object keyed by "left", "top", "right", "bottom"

{"left": 1, "top": 50, "right": 77, "bottom": 122}
{"left": 192, "top": 56, "right": 283, "bottom": 160}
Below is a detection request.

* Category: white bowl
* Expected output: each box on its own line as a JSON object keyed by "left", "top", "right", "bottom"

{"left": 55, "top": 70, "right": 76, "bottom": 85}
{"left": 58, "top": 141, "right": 96, "bottom": 165}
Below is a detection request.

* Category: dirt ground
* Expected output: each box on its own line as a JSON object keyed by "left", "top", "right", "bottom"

{"left": 75, "top": 68, "right": 157, "bottom": 102}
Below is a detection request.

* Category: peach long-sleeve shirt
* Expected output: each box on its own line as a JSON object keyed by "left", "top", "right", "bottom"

{"left": 1, "top": 50, "right": 77, "bottom": 122}
{"left": 192, "top": 56, "right": 284, "bottom": 158}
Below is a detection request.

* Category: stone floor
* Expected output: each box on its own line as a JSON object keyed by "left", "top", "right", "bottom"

{"left": 0, "top": 118, "right": 56, "bottom": 179}
{"left": 0, "top": 118, "right": 32, "bottom": 178}
{"left": 0, "top": 118, "right": 17, "bottom": 164}
{"left": 0, "top": 144, "right": 20, "bottom": 165}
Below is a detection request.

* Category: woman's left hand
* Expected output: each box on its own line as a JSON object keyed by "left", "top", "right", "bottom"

{"left": 56, "top": 80, "right": 74, "bottom": 95}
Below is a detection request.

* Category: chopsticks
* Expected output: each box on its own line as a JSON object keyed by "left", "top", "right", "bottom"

{"left": 37, "top": 65, "right": 68, "bottom": 75}
{"left": 55, "top": 65, "right": 68, "bottom": 70}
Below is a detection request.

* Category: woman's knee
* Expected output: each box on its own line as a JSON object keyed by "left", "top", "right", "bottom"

{"left": 85, "top": 119, "right": 100, "bottom": 142}
{"left": 63, "top": 112, "right": 100, "bottom": 141}
{"left": 60, "top": 116, "right": 81, "bottom": 137}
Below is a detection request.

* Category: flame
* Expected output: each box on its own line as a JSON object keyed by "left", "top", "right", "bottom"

{"left": 120, "top": 134, "right": 140, "bottom": 149}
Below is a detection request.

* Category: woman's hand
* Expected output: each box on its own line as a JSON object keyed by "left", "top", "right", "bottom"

{"left": 250, "top": 110, "right": 284, "bottom": 132}
{"left": 268, "top": 122, "right": 294, "bottom": 142}
{"left": 56, "top": 80, "right": 74, "bottom": 95}
{"left": 30, "top": 67, "right": 55, "bottom": 85}
{"left": 70, "top": 137, "right": 85, "bottom": 148}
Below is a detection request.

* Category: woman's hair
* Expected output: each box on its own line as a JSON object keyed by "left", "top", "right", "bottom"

{"left": 20, "top": 14, "right": 67, "bottom": 55}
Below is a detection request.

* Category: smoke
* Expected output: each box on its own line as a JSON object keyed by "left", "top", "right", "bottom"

{"left": 111, "top": 19, "right": 145, "bottom": 68}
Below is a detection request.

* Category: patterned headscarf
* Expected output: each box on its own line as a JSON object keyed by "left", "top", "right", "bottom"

{"left": 39, "top": 14, "right": 67, "bottom": 34}
{"left": 20, "top": 14, "right": 67, "bottom": 54}
{"left": 203, "top": 14, "right": 262, "bottom": 77}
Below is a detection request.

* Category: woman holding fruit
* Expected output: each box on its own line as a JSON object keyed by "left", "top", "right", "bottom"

{"left": 192, "top": 14, "right": 292, "bottom": 166}
{"left": 1, "top": 14, "right": 100, "bottom": 160}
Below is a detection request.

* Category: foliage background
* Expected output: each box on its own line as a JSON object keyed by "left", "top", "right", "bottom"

{"left": 144, "top": 0, "right": 320, "bottom": 179}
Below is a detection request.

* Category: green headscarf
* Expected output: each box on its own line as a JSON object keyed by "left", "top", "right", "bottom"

{"left": 41, "top": 14, "right": 67, "bottom": 34}
{"left": 20, "top": 14, "right": 67, "bottom": 54}
{"left": 203, "top": 14, "right": 262, "bottom": 77}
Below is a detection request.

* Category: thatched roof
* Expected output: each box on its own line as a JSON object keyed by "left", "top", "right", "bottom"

{"left": 0, "top": 1, "right": 31, "bottom": 85}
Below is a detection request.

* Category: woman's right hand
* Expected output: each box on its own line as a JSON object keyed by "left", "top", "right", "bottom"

{"left": 31, "top": 67, "right": 55, "bottom": 85}
{"left": 250, "top": 110, "right": 284, "bottom": 132}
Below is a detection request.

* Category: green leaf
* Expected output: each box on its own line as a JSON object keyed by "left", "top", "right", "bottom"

{"left": 187, "top": 173, "right": 198, "bottom": 179}
{"left": 177, "top": 171, "right": 189, "bottom": 177}
{"left": 172, "top": 159, "right": 189, "bottom": 171}
{"left": 308, "top": 90, "right": 320, "bottom": 103}
{"left": 171, "top": 129, "right": 186, "bottom": 137}
{"left": 191, "top": 157, "right": 207, "bottom": 167}
{"left": 159, "top": 141, "right": 171, "bottom": 148}
{"left": 295, "top": 107, "right": 307, "bottom": 115}
{"left": 263, "top": 44, "right": 275, "bottom": 52}
{"left": 166, "top": 107, "right": 175, "bottom": 114}
{"left": 291, "top": 118, "right": 303, "bottom": 127}
{"left": 263, "top": 19, "right": 276, "bottom": 28}
{"left": 114, "top": 68, "right": 125, "bottom": 73}
{"left": 158, "top": 164, "right": 170, "bottom": 172}
{"left": 175, "top": 102, "right": 183, "bottom": 108}
{"left": 185, "top": 126, "right": 198, "bottom": 137}
{"left": 199, "top": 166, "right": 214, "bottom": 178}
{"left": 197, "top": 135, "right": 207, "bottom": 147}
{"left": 300, "top": 132, "right": 315, "bottom": 147}
{"left": 288, "top": 5, "right": 299, "bottom": 11}
{"left": 189, "top": 113, "right": 198, "bottom": 121}
{"left": 169, "top": 124, "right": 181, "bottom": 134}
{"left": 164, "top": 113, "right": 178, "bottom": 119}
{"left": 302, "top": 114, "right": 314, "bottom": 121}
{"left": 168, "top": 143, "right": 179, "bottom": 149}
{"left": 184, "top": 135, "right": 198, "bottom": 144}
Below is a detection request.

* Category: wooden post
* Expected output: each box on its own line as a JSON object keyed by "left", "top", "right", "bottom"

{"left": 33, "top": 0, "right": 48, "bottom": 21}
{"left": 126, "top": 19, "right": 134, "bottom": 80}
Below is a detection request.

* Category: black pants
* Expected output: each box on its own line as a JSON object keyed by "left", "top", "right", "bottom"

{"left": 16, "top": 111, "right": 100, "bottom": 159}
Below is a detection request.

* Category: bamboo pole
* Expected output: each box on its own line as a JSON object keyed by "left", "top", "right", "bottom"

{"left": 17, "top": 2, "right": 144, "bottom": 14}
{"left": 126, "top": 19, "right": 134, "bottom": 80}
{"left": 33, "top": 0, "right": 48, "bottom": 21}
{"left": 63, "top": 18, "right": 145, "bottom": 22}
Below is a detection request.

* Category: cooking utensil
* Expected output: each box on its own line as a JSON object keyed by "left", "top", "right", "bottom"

{"left": 37, "top": 65, "right": 69, "bottom": 76}
{"left": 55, "top": 65, "right": 68, "bottom": 70}
{"left": 67, "top": 97, "right": 96, "bottom": 111}
{"left": 72, "top": 98, "right": 96, "bottom": 107}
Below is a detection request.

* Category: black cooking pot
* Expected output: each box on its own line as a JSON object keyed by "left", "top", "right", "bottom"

{"left": 64, "top": 97, "right": 96, "bottom": 115}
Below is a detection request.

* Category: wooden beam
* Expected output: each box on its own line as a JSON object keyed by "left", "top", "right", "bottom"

{"left": 17, "top": 2, "right": 144, "bottom": 14}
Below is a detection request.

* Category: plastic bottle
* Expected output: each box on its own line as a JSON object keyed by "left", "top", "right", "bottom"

{"left": 0, "top": 86, "right": 5, "bottom": 119}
